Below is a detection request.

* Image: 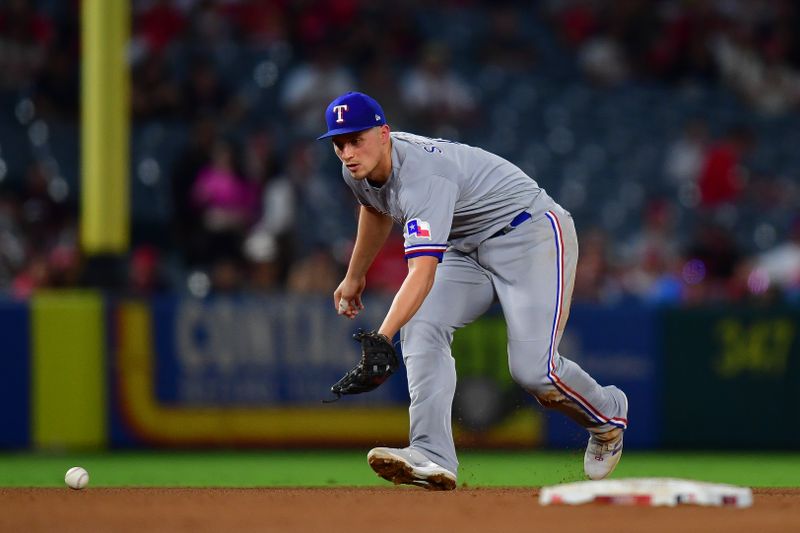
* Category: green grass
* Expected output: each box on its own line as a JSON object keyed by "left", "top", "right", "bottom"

{"left": 0, "top": 451, "right": 798, "bottom": 488}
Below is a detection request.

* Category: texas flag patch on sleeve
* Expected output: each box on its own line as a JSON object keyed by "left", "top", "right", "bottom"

{"left": 404, "top": 218, "right": 446, "bottom": 261}
{"left": 406, "top": 219, "right": 431, "bottom": 240}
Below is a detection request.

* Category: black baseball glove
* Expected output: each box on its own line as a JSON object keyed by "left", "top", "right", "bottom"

{"left": 325, "top": 329, "right": 399, "bottom": 402}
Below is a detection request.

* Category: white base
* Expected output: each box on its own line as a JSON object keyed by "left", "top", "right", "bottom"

{"left": 539, "top": 478, "right": 752, "bottom": 508}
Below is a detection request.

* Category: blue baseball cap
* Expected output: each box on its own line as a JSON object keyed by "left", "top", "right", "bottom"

{"left": 317, "top": 92, "right": 387, "bottom": 140}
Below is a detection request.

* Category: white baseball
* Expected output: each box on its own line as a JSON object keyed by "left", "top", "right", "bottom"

{"left": 338, "top": 298, "right": 349, "bottom": 313}
{"left": 65, "top": 466, "right": 89, "bottom": 490}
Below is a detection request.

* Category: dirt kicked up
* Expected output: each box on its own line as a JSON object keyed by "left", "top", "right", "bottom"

{"left": 1, "top": 487, "right": 798, "bottom": 533}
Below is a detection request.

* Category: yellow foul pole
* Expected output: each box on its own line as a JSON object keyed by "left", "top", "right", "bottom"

{"left": 81, "top": 0, "right": 130, "bottom": 254}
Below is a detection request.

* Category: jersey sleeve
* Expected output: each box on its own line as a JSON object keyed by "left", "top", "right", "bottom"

{"left": 401, "top": 175, "right": 457, "bottom": 262}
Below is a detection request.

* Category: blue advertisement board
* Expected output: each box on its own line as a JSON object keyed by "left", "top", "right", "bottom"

{"left": 110, "top": 295, "right": 413, "bottom": 446}
{"left": 149, "top": 295, "right": 409, "bottom": 406}
{"left": 542, "top": 303, "right": 660, "bottom": 449}
{"left": 0, "top": 299, "right": 30, "bottom": 447}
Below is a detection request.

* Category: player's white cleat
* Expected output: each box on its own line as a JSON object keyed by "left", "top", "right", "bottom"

{"left": 367, "top": 447, "right": 457, "bottom": 491}
{"left": 584, "top": 391, "right": 628, "bottom": 480}
{"left": 583, "top": 428, "right": 624, "bottom": 480}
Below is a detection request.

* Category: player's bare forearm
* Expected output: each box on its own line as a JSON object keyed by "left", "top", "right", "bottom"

{"left": 378, "top": 256, "right": 438, "bottom": 339}
{"left": 335, "top": 206, "right": 393, "bottom": 317}
{"left": 346, "top": 205, "right": 393, "bottom": 279}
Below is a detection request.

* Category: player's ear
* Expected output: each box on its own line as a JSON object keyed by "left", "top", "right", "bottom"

{"left": 379, "top": 124, "right": 391, "bottom": 143}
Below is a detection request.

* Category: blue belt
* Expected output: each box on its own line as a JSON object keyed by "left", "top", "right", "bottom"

{"left": 489, "top": 211, "right": 532, "bottom": 239}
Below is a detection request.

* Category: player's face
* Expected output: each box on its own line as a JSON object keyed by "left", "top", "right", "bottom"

{"left": 332, "top": 126, "right": 391, "bottom": 181}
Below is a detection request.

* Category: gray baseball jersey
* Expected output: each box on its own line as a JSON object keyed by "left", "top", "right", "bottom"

{"left": 342, "top": 132, "right": 557, "bottom": 258}
{"left": 340, "top": 131, "right": 628, "bottom": 477}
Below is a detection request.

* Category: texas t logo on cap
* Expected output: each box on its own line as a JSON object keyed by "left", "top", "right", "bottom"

{"left": 333, "top": 104, "right": 348, "bottom": 123}
{"left": 318, "top": 92, "right": 387, "bottom": 140}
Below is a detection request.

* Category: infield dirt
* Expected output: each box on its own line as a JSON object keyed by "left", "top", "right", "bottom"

{"left": 1, "top": 487, "right": 798, "bottom": 532}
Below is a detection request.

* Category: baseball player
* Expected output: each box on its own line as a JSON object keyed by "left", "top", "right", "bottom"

{"left": 320, "top": 92, "right": 628, "bottom": 490}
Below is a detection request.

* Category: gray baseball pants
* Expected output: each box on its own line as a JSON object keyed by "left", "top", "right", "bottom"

{"left": 399, "top": 206, "right": 628, "bottom": 475}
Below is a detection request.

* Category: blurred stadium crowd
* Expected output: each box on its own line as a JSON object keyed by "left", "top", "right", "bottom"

{"left": 0, "top": 0, "right": 798, "bottom": 304}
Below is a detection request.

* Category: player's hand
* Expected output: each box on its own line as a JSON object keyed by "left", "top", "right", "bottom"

{"left": 334, "top": 276, "right": 366, "bottom": 319}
